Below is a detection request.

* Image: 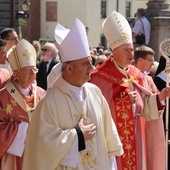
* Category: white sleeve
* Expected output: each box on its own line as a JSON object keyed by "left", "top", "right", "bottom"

{"left": 60, "top": 135, "right": 79, "bottom": 168}
{"left": 109, "top": 156, "right": 118, "bottom": 170}
{"left": 47, "top": 62, "right": 62, "bottom": 89}
{"left": 142, "top": 94, "right": 164, "bottom": 121}
{"left": 7, "top": 122, "right": 28, "bottom": 157}
{"left": 132, "top": 20, "right": 141, "bottom": 34}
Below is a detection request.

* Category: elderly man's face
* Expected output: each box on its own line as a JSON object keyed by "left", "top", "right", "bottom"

{"left": 113, "top": 43, "right": 134, "bottom": 68}
{"left": 65, "top": 57, "right": 94, "bottom": 87}
{"left": 41, "top": 45, "right": 55, "bottom": 61}
{"left": 14, "top": 66, "right": 38, "bottom": 88}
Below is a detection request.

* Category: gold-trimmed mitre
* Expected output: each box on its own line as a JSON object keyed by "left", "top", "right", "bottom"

{"left": 102, "top": 11, "right": 132, "bottom": 50}
{"left": 8, "top": 39, "right": 36, "bottom": 70}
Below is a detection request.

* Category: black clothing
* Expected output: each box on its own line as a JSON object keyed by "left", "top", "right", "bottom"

{"left": 36, "top": 58, "right": 58, "bottom": 90}
{"left": 154, "top": 66, "right": 170, "bottom": 170}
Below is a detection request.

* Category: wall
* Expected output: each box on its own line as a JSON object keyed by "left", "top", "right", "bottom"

{"left": 19, "top": 0, "right": 40, "bottom": 43}
{"left": 40, "top": 0, "right": 149, "bottom": 48}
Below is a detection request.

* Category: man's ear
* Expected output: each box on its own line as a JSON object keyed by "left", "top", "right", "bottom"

{"left": 65, "top": 64, "right": 74, "bottom": 74}
{"left": 12, "top": 70, "right": 19, "bottom": 80}
{"left": 138, "top": 58, "right": 143, "bottom": 62}
{"left": 112, "top": 49, "right": 118, "bottom": 58}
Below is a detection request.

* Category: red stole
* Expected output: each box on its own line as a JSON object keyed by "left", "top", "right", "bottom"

{"left": 0, "top": 82, "right": 38, "bottom": 158}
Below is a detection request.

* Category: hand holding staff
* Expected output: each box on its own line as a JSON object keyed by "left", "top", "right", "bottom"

{"left": 160, "top": 38, "right": 170, "bottom": 170}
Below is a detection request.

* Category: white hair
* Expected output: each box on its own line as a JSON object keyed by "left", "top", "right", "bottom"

{"left": 44, "top": 42, "right": 58, "bottom": 56}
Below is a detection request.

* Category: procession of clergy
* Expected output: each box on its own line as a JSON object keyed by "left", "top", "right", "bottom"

{"left": 0, "top": 10, "right": 170, "bottom": 170}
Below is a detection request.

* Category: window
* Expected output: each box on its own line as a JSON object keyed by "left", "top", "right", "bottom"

{"left": 126, "top": 2, "right": 131, "bottom": 17}
{"left": 100, "top": 34, "right": 107, "bottom": 48}
{"left": 101, "top": 1, "right": 106, "bottom": 18}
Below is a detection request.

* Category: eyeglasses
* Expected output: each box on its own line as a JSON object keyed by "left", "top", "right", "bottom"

{"left": 5, "top": 37, "right": 19, "bottom": 41}
{"left": 22, "top": 68, "right": 39, "bottom": 74}
{"left": 41, "top": 48, "right": 51, "bottom": 52}
{"left": 144, "top": 58, "right": 154, "bottom": 63}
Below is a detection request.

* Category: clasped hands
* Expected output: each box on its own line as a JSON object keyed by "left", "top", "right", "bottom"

{"left": 78, "top": 117, "right": 97, "bottom": 140}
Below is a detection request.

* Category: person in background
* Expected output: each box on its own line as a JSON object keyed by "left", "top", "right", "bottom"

{"left": 90, "top": 49, "right": 98, "bottom": 66}
{"left": 150, "top": 61, "right": 159, "bottom": 78}
{"left": 134, "top": 45, "right": 165, "bottom": 170}
{"left": 0, "top": 39, "right": 45, "bottom": 170}
{"left": 95, "top": 54, "right": 107, "bottom": 68}
{"left": 154, "top": 56, "right": 168, "bottom": 92}
{"left": 23, "top": 18, "right": 123, "bottom": 170}
{"left": 103, "top": 49, "right": 111, "bottom": 58}
{"left": 32, "top": 40, "right": 42, "bottom": 63}
{"left": 0, "top": 28, "right": 20, "bottom": 52}
{"left": 0, "top": 39, "right": 11, "bottom": 88}
{"left": 154, "top": 55, "right": 170, "bottom": 169}
{"left": 36, "top": 42, "right": 59, "bottom": 90}
{"left": 132, "top": 8, "right": 151, "bottom": 47}
{"left": 90, "top": 11, "right": 169, "bottom": 169}
{"left": 0, "top": 28, "right": 19, "bottom": 74}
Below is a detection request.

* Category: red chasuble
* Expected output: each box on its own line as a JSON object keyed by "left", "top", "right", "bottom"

{"left": 0, "top": 68, "right": 11, "bottom": 89}
{"left": 0, "top": 81, "right": 45, "bottom": 170}
{"left": 90, "top": 58, "right": 145, "bottom": 170}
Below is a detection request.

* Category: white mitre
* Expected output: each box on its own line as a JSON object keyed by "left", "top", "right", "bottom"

{"left": 47, "top": 19, "right": 90, "bottom": 89}
{"left": 8, "top": 39, "right": 36, "bottom": 70}
{"left": 102, "top": 11, "right": 132, "bottom": 50}
{"left": 54, "top": 18, "right": 90, "bottom": 62}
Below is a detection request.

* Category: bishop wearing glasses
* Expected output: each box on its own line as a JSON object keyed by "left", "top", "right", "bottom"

{"left": 0, "top": 39, "right": 45, "bottom": 170}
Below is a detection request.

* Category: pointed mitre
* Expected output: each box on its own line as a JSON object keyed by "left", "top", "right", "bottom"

{"left": 102, "top": 11, "right": 132, "bottom": 50}
{"left": 8, "top": 39, "right": 36, "bottom": 70}
{"left": 54, "top": 18, "right": 90, "bottom": 62}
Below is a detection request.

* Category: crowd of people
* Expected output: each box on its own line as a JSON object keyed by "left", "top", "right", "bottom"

{"left": 0, "top": 8, "right": 170, "bottom": 170}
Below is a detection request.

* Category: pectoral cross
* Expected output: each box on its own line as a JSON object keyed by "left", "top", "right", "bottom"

{"left": 122, "top": 75, "right": 135, "bottom": 91}
{"left": 10, "top": 89, "right": 15, "bottom": 93}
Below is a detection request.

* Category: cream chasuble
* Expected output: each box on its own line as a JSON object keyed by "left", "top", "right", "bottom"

{"left": 23, "top": 76, "right": 123, "bottom": 170}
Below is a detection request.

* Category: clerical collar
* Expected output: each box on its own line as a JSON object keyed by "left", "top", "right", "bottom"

{"left": 65, "top": 81, "right": 85, "bottom": 101}
{"left": 14, "top": 82, "right": 31, "bottom": 96}
{"left": 116, "top": 63, "right": 129, "bottom": 71}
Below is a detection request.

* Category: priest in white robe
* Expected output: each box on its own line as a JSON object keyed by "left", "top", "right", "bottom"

{"left": 23, "top": 19, "right": 123, "bottom": 170}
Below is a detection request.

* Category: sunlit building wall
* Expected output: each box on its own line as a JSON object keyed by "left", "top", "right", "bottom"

{"left": 40, "top": 0, "right": 148, "bottom": 48}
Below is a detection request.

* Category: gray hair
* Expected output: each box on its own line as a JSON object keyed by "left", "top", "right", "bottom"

{"left": 44, "top": 42, "right": 58, "bottom": 57}
{"left": 62, "top": 61, "right": 76, "bottom": 71}
{"left": 137, "top": 8, "right": 146, "bottom": 17}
